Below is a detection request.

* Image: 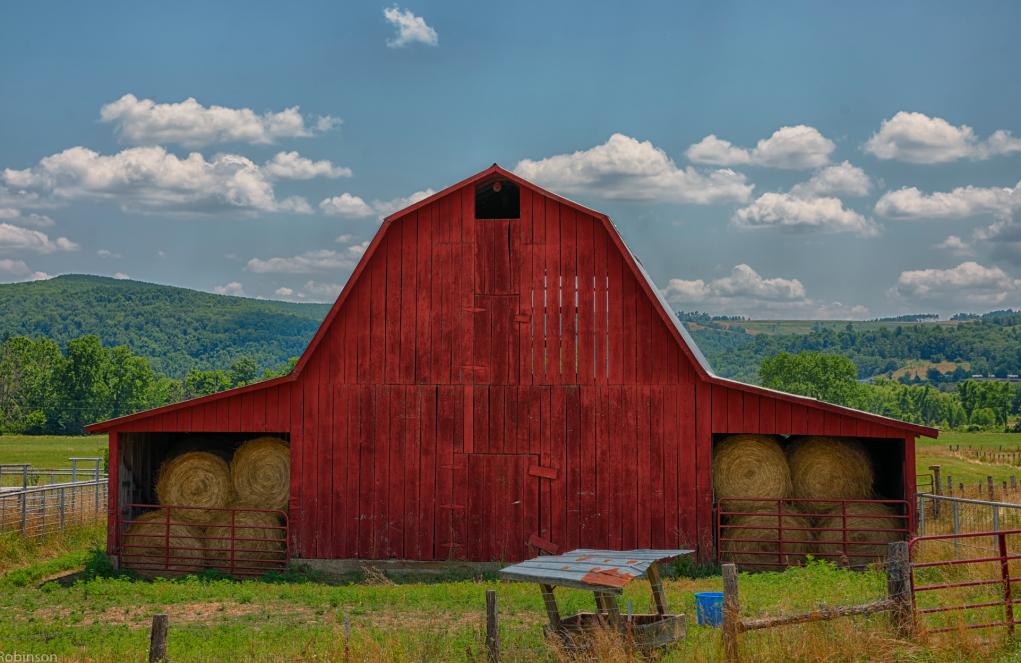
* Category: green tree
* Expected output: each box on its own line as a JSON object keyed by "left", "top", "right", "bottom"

{"left": 759, "top": 351, "right": 864, "bottom": 406}
{"left": 53, "top": 335, "right": 111, "bottom": 434}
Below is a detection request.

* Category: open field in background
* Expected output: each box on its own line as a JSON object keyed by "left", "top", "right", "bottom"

{"left": 0, "top": 434, "right": 108, "bottom": 468}
{"left": 706, "top": 319, "right": 968, "bottom": 336}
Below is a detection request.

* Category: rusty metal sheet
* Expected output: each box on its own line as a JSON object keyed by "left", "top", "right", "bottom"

{"left": 499, "top": 548, "right": 692, "bottom": 592}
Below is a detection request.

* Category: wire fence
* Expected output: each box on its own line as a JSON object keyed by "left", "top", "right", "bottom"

{"left": 0, "top": 459, "right": 107, "bottom": 538}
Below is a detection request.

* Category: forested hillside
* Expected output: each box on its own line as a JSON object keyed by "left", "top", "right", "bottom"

{"left": 685, "top": 313, "right": 1021, "bottom": 384}
{"left": 0, "top": 275, "right": 329, "bottom": 377}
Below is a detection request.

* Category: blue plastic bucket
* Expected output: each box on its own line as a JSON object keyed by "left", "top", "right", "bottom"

{"left": 694, "top": 592, "right": 724, "bottom": 627}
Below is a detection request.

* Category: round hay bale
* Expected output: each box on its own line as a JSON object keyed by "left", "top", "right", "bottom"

{"left": 122, "top": 509, "right": 206, "bottom": 575}
{"left": 720, "top": 504, "right": 813, "bottom": 568}
{"left": 814, "top": 502, "right": 904, "bottom": 565}
{"left": 713, "top": 434, "right": 791, "bottom": 501}
{"left": 166, "top": 436, "right": 232, "bottom": 462}
{"left": 155, "top": 451, "right": 232, "bottom": 523}
{"left": 787, "top": 436, "right": 874, "bottom": 511}
{"left": 203, "top": 508, "right": 286, "bottom": 571}
{"left": 230, "top": 436, "right": 290, "bottom": 509}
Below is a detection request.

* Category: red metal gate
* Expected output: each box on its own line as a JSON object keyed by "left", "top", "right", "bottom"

{"left": 910, "top": 529, "right": 1021, "bottom": 634}
{"left": 118, "top": 504, "right": 289, "bottom": 577}
{"left": 717, "top": 497, "right": 909, "bottom": 570}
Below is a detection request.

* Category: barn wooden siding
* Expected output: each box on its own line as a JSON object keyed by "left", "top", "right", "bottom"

{"left": 101, "top": 173, "right": 923, "bottom": 563}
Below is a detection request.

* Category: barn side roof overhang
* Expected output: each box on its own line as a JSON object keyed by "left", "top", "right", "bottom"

{"left": 87, "top": 164, "right": 937, "bottom": 439}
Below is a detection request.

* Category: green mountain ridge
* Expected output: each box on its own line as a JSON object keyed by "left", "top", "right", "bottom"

{"left": 0, "top": 274, "right": 330, "bottom": 377}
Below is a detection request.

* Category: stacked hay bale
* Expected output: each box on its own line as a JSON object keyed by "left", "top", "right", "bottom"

{"left": 713, "top": 435, "right": 803, "bottom": 566}
{"left": 715, "top": 434, "right": 903, "bottom": 568}
{"left": 131, "top": 436, "right": 290, "bottom": 575}
{"left": 122, "top": 509, "right": 206, "bottom": 575}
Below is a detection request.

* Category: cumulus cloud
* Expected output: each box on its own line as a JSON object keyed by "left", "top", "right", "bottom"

{"left": 733, "top": 192, "right": 880, "bottom": 237}
{"left": 892, "top": 261, "right": 1021, "bottom": 306}
{"left": 685, "top": 125, "right": 835, "bottom": 169}
{"left": 263, "top": 151, "right": 352, "bottom": 180}
{"left": 663, "top": 263, "right": 867, "bottom": 319}
{"left": 789, "top": 161, "right": 872, "bottom": 198}
{"left": 247, "top": 249, "right": 360, "bottom": 274}
{"left": 113, "top": 272, "right": 130, "bottom": 280}
{"left": 319, "top": 188, "right": 435, "bottom": 218}
{"left": 864, "top": 111, "right": 1021, "bottom": 163}
{"left": 933, "top": 235, "right": 974, "bottom": 256}
{"left": 96, "top": 249, "right": 122, "bottom": 259}
{"left": 514, "top": 133, "right": 752, "bottom": 204}
{"left": 301, "top": 279, "right": 343, "bottom": 300}
{"left": 99, "top": 94, "right": 339, "bottom": 147}
{"left": 274, "top": 287, "right": 294, "bottom": 298}
{"left": 0, "top": 258, "right": 49, "bottom": 281}
{"left": 3, "top": 146, "right": 311, "bottom": 215}
{"left": 384, "top": 6, "right": 438, "bottom": 48}
{"left": 0, "top": 223, "right": 78, "bottom": 253}
{"left": 213, "top": 281, "right": 245, "bottom": 296}
{"left": 0, "top": 208, "right": 55, "bottom": 228}
{"left": 874, "top": 180, "right": 1020, "bottom": 220}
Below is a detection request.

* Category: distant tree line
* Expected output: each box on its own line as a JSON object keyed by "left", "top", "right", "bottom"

{"left": 760, "top": 351, "right": 1021, "bottom": 432}
{"left": 0, "top": 335, "right": 295, "bottom": 435}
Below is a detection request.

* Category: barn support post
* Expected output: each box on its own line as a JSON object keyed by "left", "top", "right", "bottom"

{"left": 107, "top": 431, "right": 119, "bottom": 558}
{"left": 903, "top": 435, "right": 917, "bottom": 533}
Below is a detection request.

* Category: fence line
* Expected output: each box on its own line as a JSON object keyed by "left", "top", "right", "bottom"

{"left": 0, "top": 459, "right": 108, "bottom": 539}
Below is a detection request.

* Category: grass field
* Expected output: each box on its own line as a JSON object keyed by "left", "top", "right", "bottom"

{"left": 0, "top": 529, "right": 1017, "bottom": 662}
{"left": 0, "top": 434, "right": 108, "bottom": 467}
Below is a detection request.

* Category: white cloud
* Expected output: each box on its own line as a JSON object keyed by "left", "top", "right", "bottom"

{"left": 96, "top": 249, "right": 122, "bottom": 259}
{"left": 263, "top": 151, "right": 352, "bottom": 180}
{"left": 335, "top": 233, "right": 354, "bottom": 243}
{"left": 347, "top": 239, "right": 370, "bottom": 256}
{"left": 319, "top": 193, "right": 375, "bottom": 218}
{"left": 319, "top": 188, "right": 435, "bottom": 218}
{"left": 113, "top": 272, "right": 130, "bottom": 280}
{"left": 0, "top": 185, "right": 43, "bottom": 210}
{"left": 864, "top": 111, "right": 1021, "bottom": 163}
{"left": 0, "top": 223, "right": 78, "bottom": 253}
{"left": 0, "top": 208, "right": 55, "bottom": 228}
{"left": 246, "top": 249, "right": 359, "bottom": 274}
{"left": 301, "top": 279, "right": 342, "bottom": 301}
{"left": 892, "top": 261, "right": 1021, "bottom": 306}
{"left": 789, "top": 161, "right": 872, "bottom": 197}
{"left": 685, "top": 125, "right": 835, "bottom": 169}
{"left": 733, "top": 192, "right": 879, "bottom": 237}
{"left": 156, "top": 249, "right": 167, "bottom": 259}
{"left": 99, "top": 94, "right": 339, "bottom": 147}
{"left": 0, "top": 258, "right": 49, "bottom": 282}
{"left": 213, "top": 281, "right": 245, "bottom": 296}
{"left": 274, "top": 286, "right": 294, "bottom": 298}
{"left": 874, "top": 180, "right": 1020, "bottom": 220}
{"left": 514, "top": 133, "right": 752, "bottom": 204}
{"left": 663, "top": 263, "right": 868, "bottom": 319}
{"left": 384, "top": 6, "right": 438, "bottom": 48}
{"left": 4, "top": 146, "right": 311, "bottom": 215}
{"left": 933, "top": 235, "right": 974, "bottom": 256}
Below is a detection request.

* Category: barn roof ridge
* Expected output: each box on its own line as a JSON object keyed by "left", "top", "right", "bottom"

{"left": 86, "top": 164, "right": 937, "bottom": 438}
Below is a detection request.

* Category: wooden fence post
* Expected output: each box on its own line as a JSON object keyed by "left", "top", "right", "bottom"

{"left": 1013, "top": 476, "right": 1018, "bottom": 493}
{"left": 148, "top": 614, "right": 168, "bottom": 663}
{"left": 485, "top": 590, "right": 499, "bottom": 663}
{"left": 722, "top": 563, "right": 740, "bottom": 663}
{"left": 988, "top": 476, "right": 995, "bottom": 500}
{"left": 929, "top": 465, "right": 941, "bottom": 518}
{"left": 886, "top": 542, "right": 912, "bottom": 637}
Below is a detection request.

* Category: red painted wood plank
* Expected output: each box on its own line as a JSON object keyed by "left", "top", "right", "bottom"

{"left": 400, "top": 213, "right": 418, "bottom": 384}
{"left": 288, "top": 382, "right": 302, "bottom": 556}
{"left": 579, "top": 386, "right": 596, "bottom": 546}
{"left": 450, "top": 390, "right": 468, "bottom": 559}
{"left": 743, "top": 393, "right": 760, "bottom": 433}
{"left": 593, "top": 386, "right": 610, "bottom": 547}
{"left": 107, "top": 432, "right": 118, "bottom": 554}
{"left": 620, "top": 272, "right": 637, "bottom": 384}
{"left": 694, "top": 382, "right": 714, "bottom": 560}
{"left": 417, "top": 388, "right": 436, "bottom": 559}
{"left": 404, "top": 387, "right": 421, "bottom": 558}
{"left": 711, "top": 384, "right": 727, "bottom": 432}
{"left": 355, "top": 266, "right": 371, "bottom": 384}
{"left": 368, "top": 247, "right": 387, "bottom": 384}
{"left": 791, "top": 403, "right": 808, "bottom": 436}
{"left": 650, "top": 387, "right": 666, "bottom": 548}
{"left": 386, "top": 387, "right": 405, "bottom": 558}
{"left": 435, "top": 240, "right": 453, "bottom": 384}
{"left": 593, "top": 225, "right": 608, "bottom": 385}
{"left": 576, "top": 215, "right": 594, "bottom": 384}
{"left": 318, "top": 357, "right": 334, "bottom": 558}
{"left": 636, "top": 385, "right": 652, "bottom": 549}
{"left": 607, "top": 385, "right": 624, "bottom": 550}
{"left": 636, "top": 298, "right": 653, "bottom": 385}
{"left": 806, "top": 405, "right": 823, "bottom": 433}
{"left": 518, "top": 187, "right": 534, "bottom": 385}
{"left": 473, "top": 386, "right": 489, "bottom": 453}
{"left": 606, "top": 244, "right": 624, "bottom": 385}
{"left": 467, "top": 454, "right": 484, "bottom": 560}
{"left": 539, "top": 387, "right": 553, "bottom": 541}
{"left": 776, "top": 399, "right": 792, "bottom": 433}
{"left": 415, "top": 210, "right": 433, "bottom": 384}
{"left": 370, "top": 386, "right": 388, "bottom": 558}
{"left": 727, "top": 388, "right": 743, "bottom": 433}
{"left": 435, "top": 385, "right": 455, "bottom": 559}
{"left": 560, "top": 208, "right": 577, "bottom": 384}
{"left": 302, "top": 363, "right": 318, "bottom": 558}
{"left": 385, "top": 229, "right": 403, "bottom": 385}
{"left": 622, "top": 387, "right": 639, "bottom": 550}
{"left": 545, "top": 197, "right": 561, "bottom": 384}
{"left": 823, "top": 411, "right": 841, "bottom": 436}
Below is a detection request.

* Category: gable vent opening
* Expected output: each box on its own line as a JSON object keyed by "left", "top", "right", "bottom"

{"left": 475, "top": 178, "right": 520, "bottom": 219}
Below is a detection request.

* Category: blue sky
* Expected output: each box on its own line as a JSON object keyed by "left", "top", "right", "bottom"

{"left": 2, "top": 1, "right": 1020, "bottom": 318}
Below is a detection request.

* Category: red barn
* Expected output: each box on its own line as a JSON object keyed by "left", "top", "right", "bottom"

{"left": 88, "top": 164, "right": 937, "bottom": 568}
